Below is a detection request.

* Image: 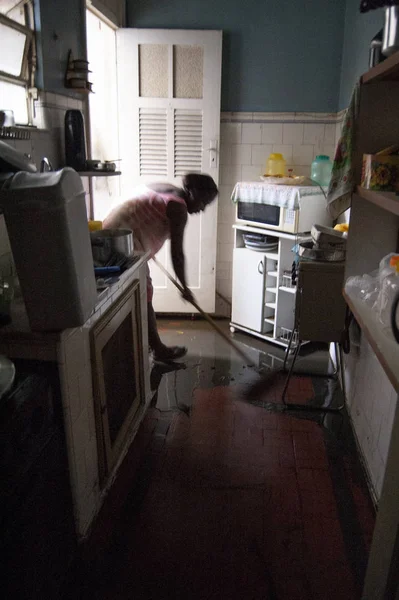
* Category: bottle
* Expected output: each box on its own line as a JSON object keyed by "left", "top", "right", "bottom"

{"left": 377, "top": 256, "right": 399, "bottom": 332}
{"left": 310, "top": 155, "right": 333, "bottom": 187}
{"left": 88, "top": 220, "right": 103, "bottom": 232}
{"left": 265, "top": 153, "right": 286, "bottom": 177}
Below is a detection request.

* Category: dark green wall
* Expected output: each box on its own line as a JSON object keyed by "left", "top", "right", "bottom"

{"left": 339, "top": 0, "right": 383, "bottom": 109}
{"left": 34, "top": 0, "right": 86, "bottom": 94}
{"left": 33, "top": 0, "right": 387, "bottom": 111}
{"left": 127, "top": 0, "right": 346, "bottom": 113}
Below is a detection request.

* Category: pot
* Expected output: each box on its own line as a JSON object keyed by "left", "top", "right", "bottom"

{"left": 382, "top": 7, "right": 399, "bottom": 57}
{"left": 298, "top": 241, "right": 345, "bottom": 262}
{"left": 90, "top": 228, "right": 134, "bottom": 265}
{"left": 92, "top": 161, "right": 117, "bottom": 172}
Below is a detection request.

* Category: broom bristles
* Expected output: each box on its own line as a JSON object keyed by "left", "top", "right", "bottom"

{"left": 243, "top": 368, "right": 282, "bottom": 401}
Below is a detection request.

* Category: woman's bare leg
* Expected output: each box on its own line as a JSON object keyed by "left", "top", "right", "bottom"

{"left": 147, "top": 302, "right": 187, "bottom": 362}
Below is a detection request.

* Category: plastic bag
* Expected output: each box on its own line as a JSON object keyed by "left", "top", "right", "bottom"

{"left": 345, "top": 270, "right": 379, "bottom": 307}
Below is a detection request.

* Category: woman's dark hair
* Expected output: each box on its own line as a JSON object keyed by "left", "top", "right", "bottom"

{"left": 183, "top": 173, "right": 218, "bottom": 205}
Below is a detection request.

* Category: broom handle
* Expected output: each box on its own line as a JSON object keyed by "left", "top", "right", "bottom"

{"left": 152, "top": 257, "right": 256, "bottom": 367}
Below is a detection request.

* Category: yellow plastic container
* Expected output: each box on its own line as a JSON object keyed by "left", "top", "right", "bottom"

{"left": 265, "top": 153, "right": 286, "bottom": 177}
{"left": 88, "top": 220, "right": 102, "bottom": 232}
{"left": 334, "top": 223, "right": 349, "bottom": 233}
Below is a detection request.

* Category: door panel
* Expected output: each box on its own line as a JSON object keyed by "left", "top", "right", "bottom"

{"left": 116, "top": 29, "right": 222, "bottom": 313}
{"left": 232, "top": 249, "right": 266, "bottom": 333}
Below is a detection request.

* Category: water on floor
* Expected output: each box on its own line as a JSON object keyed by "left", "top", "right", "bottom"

{"left": 64, "top": 318, "right": 375, "bottom": 600}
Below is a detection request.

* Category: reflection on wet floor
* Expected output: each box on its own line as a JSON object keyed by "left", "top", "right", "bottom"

{"left": 153, "top": 318, "right": 344, "bottom": 421}
{"left": 64, "top": 317, "right": 375, "bottom": 600}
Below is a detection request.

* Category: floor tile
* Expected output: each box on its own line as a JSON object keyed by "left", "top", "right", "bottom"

{"left": 63, "top": 320, "right": 375, "bottom": 600}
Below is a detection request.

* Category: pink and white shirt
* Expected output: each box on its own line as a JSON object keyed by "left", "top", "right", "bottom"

{"left": 103, "top": 185, "right": 187, "bottom": 258}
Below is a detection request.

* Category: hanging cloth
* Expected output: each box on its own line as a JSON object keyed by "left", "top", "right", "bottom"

{"left": 326, "top": 82, "right": 361, "bottom": 219}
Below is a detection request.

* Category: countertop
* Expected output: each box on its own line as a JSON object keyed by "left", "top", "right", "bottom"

{"left": 0, "top": 251, "right": 150, "bottom": 350}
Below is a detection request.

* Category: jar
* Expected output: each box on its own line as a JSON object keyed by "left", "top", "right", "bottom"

{"left": 311, "top": 155, "right": 333, "bottom": 187}
{"left": 265, "top": 153, "right": 286, "bottom": 177}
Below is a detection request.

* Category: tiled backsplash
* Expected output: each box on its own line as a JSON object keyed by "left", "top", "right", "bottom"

{"left": 2, "top": 92, "right": 86, "bottom": 172}
{"left": 215, "top": 111, "right": 343, "bottom": 316}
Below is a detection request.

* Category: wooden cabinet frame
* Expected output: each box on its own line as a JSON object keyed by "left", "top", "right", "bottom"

{"left": 90, "top": 280, "right": 144, "bottom": 484}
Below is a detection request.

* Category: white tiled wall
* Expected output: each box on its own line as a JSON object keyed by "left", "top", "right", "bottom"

{"left": 215, "top": 111, "right": 342, "bottom": 316}
{"left": 3, "top": 91, "right": 86, "bottom": 171}
{"left": 344, "top": 335, "right": 397, "bottom": 501}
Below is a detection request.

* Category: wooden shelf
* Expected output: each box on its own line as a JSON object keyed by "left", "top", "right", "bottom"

{"left": 267, "top": 287, "right": 277, "bottom": 294}
{"left": 265, "top": 252, "right": 279, "bottom": 261}
{"left": 357, "top": 186, "right": 399, "bottom": 216}
{"left": 264, "top": 317, "right": 275, "bottom": 325}
{"left": 279, "top": 286, "right": 296, "bottom": 294}
{"left": 78, "top": 171, "right": 121, "bottom": 177}
{"left": 362, "top": 51, "right": 399, "bottom": 84}
{"left": 267, "top": 270, "right": 278, "bottom": 277}
{"left": 343, "top": 289, "right": 399, "bottom": 393}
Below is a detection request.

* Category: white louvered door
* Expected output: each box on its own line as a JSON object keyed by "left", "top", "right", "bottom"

{"left": 116, "top": 29, "right": 222, "bottom": 313}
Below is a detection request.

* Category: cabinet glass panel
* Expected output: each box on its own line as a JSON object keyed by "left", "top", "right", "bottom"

{"left": 102, "top": 313, "right": 137, "bottom": 445}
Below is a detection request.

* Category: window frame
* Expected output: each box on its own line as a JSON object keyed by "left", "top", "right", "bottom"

{"left": 0, "top": 1, "right": 36, "bottom": 126}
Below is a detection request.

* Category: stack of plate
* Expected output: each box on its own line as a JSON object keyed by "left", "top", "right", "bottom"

{"left": 243, "top": 233, "right": 278, "bottom": 252}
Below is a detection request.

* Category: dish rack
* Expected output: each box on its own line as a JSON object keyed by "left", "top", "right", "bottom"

{"left": 279, "top": 326, "right": 299, "bottom": 347}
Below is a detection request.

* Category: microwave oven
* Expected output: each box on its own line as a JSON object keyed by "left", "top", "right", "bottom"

{"left": 236, "top": 196, "right": 330, "bottom": 234}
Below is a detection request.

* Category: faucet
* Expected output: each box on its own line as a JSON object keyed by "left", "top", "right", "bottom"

{"left": 40, "top": 157, "right": 53, "bottom": 172}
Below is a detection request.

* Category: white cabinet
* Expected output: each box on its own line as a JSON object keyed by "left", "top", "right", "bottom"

{"left": 230, "top": 224, "right": 297, "bottom": 348}
{"left": 232, "top": 249, "right": 266, "bottom": 333}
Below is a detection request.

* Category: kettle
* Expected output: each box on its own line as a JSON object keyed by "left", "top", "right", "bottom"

{"left": 382, "top": 7, "right": 399, "bottom": 57}
{"left": 391, "top": 291, "right": 399, "bottom": 343}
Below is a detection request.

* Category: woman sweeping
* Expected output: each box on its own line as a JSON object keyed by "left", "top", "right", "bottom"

{"left": 103, "top": 173, "right": 218, "bottom": 363}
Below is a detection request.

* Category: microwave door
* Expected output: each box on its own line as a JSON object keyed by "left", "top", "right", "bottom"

{"left": 237, "top": 201, "right": 280, "bottom": 226}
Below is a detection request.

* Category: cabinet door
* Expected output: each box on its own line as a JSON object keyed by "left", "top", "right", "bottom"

{"left": 232, "top": 248, "right": 265, "bottom": 332}
{"left": 91, "top": 280, "right": 144, "bottom": 483}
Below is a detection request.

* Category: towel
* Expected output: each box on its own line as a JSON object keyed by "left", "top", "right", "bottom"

{"left": 327, "top": 82, "right": 360, "bottom": 219}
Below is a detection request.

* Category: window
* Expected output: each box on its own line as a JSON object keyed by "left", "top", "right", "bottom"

{"left": 0, "top": 0, "right": 36, "bottom": 125}
{"left": 86, "top": 6, "right": 121, "bottom": 220}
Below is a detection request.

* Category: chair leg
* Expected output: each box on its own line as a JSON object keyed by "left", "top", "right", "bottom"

{"left": 282, "top": 328, "right": 296, "bottom": 372}
{"left": 334, "top": 342, "right": 346, "bottom": 411}
{"left": 282, "top": 339, "right": 301, "bottom": 406}
{"left": 282, "top": 341, "right": 345, "bottom": 413}
{"left": 328, "top": 343, "right": 339, "bottom": 377}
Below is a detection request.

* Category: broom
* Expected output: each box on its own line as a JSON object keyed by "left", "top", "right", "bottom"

{"left": 152, "top": 257, "right": 281, "bottom": 399}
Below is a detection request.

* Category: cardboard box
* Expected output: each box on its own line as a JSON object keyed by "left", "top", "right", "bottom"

{"left": 361, "top": 152, "right": 399, "bottom": 192}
